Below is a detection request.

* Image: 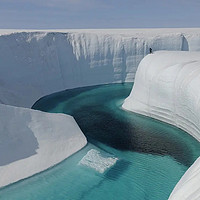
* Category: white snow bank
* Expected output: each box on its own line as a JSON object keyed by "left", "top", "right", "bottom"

{"left": 79, "top": 149, "right": 118, "bottom": 173}
{"left": 122, "top": 51, "right": 200, "bottom": 200}
{"left": 169, "top": 157, "right": 200, "bottom": 200}
{"left": 0, "top": 103, "right": 87, "bottom": 188}
{"left": 123, "top": 51, "right": 200, "bottom": 142}
{"left": 0, "top": 29, "right": 200, "bottom": 107}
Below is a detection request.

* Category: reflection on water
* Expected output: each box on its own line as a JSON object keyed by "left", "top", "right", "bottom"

{"left": 0, "top": 83, "right": 199, "bottom": 200}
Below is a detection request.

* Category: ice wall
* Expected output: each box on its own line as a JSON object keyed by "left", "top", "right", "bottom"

{"left": 123, "top": 51, "right": 200, "bottom": 142}
{"left": 1, "top": 29, "right": 200, "bottom": 107}
{"left": 0, "top": 103, "right": 87, "bottom": 187}
{"left": 123, "top": 51, "right": 200, "bottom": 200}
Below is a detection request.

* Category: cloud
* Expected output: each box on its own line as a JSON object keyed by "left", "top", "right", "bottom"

{"left": 14, "top": 0, "right": 101, "bottom": 10}
{"left": 0, "top": 0, "right": 199, "bottom": 29}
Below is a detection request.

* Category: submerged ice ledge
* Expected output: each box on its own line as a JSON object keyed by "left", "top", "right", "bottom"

{"left": 123, "top": 51, "right": 200, "bottom": 200}
{"left": 79, "top": 149, "right": 118, "bottom": 173}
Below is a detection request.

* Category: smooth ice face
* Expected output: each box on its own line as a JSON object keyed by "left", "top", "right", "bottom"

{"left": 0, "top": 29, "right": 200, "bottom": 107}
{"left": 123, "top": 51, "right": 200, "bottom": 200}
{"left": 79, "top": 149, "right": 118, "bottom": 173}
{"left": 0, "top": 104, "right": 87, "bottom": 188}
{"left": 123, "top": 51, "right": 200, "bottom": 142}
{"left": 169, "top": 157, "right": 200, "bottom": 200}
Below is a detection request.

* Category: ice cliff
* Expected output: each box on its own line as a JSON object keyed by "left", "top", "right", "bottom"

{"left": 0, "top": 29, "right": 200, "bottom": 108}
{"left": 0, "top": 103, "right": 87, "bottom": 187}
{"left": 123, "top": 51, "right": 200, "bottom": 200}
{"left": 123, "top": 51, "right": 200, "bottom": 142}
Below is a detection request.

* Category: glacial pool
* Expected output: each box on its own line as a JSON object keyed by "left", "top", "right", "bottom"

{"left": 1, "top": 83, "right": 200, "bottom": 200}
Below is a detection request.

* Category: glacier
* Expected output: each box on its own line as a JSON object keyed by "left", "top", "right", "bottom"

{"left": 0, "top": 29, "right": 200, "bottom": 197}
{"left": 123, "top": 51, "right": 200, "bottom": 200}
{"left": 0, "top": 29, "right": 200, "bottom": 108}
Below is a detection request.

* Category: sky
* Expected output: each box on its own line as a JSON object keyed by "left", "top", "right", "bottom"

{"left": 0, "top": 0, "right": 200, "bottom": 29}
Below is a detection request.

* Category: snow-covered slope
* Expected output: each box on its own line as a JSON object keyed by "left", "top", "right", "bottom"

{"left": 1, "top": 29, "right": 200, "bottom": 107}
{"left": 123, "top": 51, "right": 200, "bottom": 199}
{"left": 169, "top": 157, "right": 200, "bottom": 200}
{"left": 0, "top": 103, "right": 87, "bottom": 188}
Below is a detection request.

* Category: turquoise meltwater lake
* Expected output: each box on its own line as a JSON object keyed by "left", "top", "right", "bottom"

{"left": 0, "top": 83, "right": 200, "bottom": 200}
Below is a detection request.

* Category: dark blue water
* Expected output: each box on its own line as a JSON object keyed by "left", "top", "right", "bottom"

{"left": 0, "top": 83, "right": 200, "bottom": 200}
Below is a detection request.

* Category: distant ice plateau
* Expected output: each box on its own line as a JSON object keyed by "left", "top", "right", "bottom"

{"left": 0, "top": 29, "right": 200, "bottom": 198}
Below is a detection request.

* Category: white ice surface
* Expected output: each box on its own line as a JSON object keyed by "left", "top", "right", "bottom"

{"left": 169, "top": 157, "right": 200, "bottom": 200}
{"left": 0, "top": 29, "right": 200, "bottom": 107}
{"left": 79, "top": 149, "right": 118, "bottom": 173}
{"left": 0, "top": 104, "right": 87, "bottom": 188}
{"left": 123, "top": 51, "right": 200, "bottom": 200}
{"left": 123, "top": 51, "right": 200, "bottom": 142}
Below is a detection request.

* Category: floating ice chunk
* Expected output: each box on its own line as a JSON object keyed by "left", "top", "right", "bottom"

{"left": 79, "top": 149, "right": 118, "bottom": 173}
